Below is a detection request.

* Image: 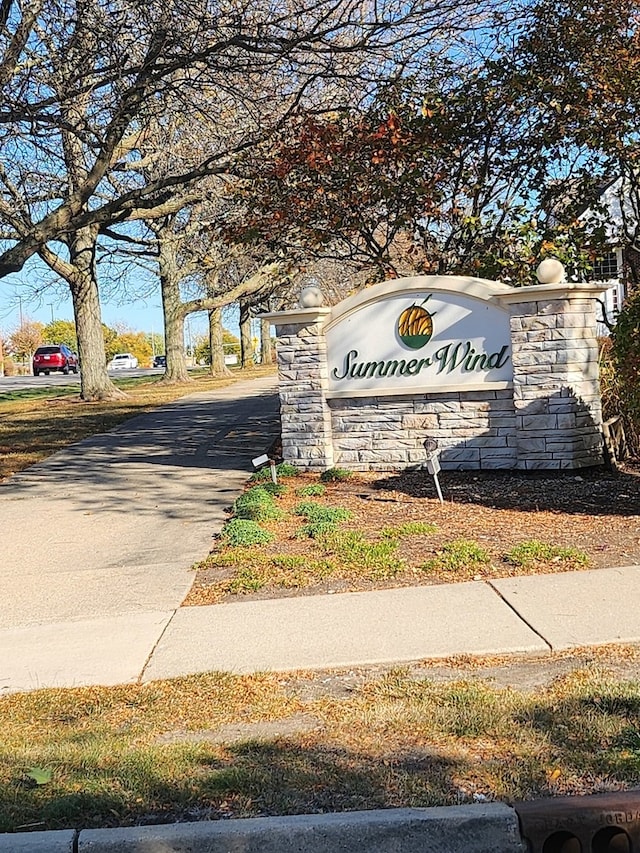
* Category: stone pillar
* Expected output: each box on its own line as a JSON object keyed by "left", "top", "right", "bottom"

{"left": 264, "top": 307, "right": 334, "bottom": 471}
{"left": 498, "top": 260, "right": 606, "bottom": 470}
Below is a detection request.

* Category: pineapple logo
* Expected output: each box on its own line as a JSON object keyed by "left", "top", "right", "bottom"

{"left": 397, "top": 295, "right": 435, "bottom": 349}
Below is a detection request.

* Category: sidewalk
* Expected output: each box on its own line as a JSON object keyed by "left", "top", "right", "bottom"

{"left": 1, "top": 375, "right": 639, "bottom": 695}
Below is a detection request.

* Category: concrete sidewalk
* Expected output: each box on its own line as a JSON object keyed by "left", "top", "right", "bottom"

{"left": 0, "top": 375, "right": 281, "bottom": 693}
{"left": 3, "top": 565, "right": 639, "bottom": 693}
{"left": 1, "top": 374, "right": 639, "bottom": 695}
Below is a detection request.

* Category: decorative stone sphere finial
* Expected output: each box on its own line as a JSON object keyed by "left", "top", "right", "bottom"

{"left": 299, "top": 285, "right": 324, "bottom": 308}
{"left": 536, "top": 258, "right": 565, "bottom": 285}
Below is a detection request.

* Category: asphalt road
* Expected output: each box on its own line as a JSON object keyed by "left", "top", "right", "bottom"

{"left": 0, "top": 367, "right": 165, "bottom": 392}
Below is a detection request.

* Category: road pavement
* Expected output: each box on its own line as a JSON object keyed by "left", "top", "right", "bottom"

{"left": 0, "top": 367, "right": 165, "bottom": 392}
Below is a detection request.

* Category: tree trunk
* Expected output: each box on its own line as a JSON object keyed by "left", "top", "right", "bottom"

{"left": 209, "top": 307, "right": 231, "bottom": 376}
{"left": 239, "top": 299, "right": 253, "bottom": 368}
{"left": 157, "top": 217, "right": 190, "bottom": 384}
{"left": 161, "top": 280, "right": 190, "bottom": 383}
{"left": 260, "top": 317, "right": 273, "bottom": 365}
{"left": 69, "top": 227, "right": 124, "bottom": 401}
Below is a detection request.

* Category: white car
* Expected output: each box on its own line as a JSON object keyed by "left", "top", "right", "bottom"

{"left": 108, "top": 353, "right": 138, "bottom": 370}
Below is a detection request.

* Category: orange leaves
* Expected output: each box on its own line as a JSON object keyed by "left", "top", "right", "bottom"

{"left": 305, "top": 150, "right": 332, "bottom": 171}
{"left": 421, "top": 102, "right": 442, "bottom": 119}
{"left": 372, "top": 112, "right": 403, "bottom": 145}
{"left": 273, "top": 161, "right": 289, "bottom": 179}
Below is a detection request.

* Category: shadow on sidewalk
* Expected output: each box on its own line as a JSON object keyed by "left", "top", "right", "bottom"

{"left": 0, "top": 388, "right": 281, "bottom": 522}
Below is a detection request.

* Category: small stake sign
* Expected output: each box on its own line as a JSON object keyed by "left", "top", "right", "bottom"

{"left": 423, "top": 439, "right": 444, "bottom": 504}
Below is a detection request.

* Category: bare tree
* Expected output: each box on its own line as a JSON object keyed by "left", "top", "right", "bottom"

{"left": 238, "top": 298, "right": 253, "bottom": 368}
{"left": 208, "top": 307, "right": 231, "bottom": 377}
{"left": 0, "top": 0, "right": 495, "bottom": 271}
{"left": 0, "top": 0, "right": 510, "bottom": 397}
{"left": 146, "top": 197, "right": 293, "bottom": 382}
{"left": 260, "top": 318, "right": 274, "bottom": 365}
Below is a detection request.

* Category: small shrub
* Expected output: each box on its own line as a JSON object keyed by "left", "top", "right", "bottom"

{"left": 249, "top": 462, "right": 299, "bottom": 483}
{"left": 234, "top": 486, "right": 283, "bottom": 522}
{"left": 293, "top": 501, "right": 352, "bottom": 524}
{"left": 610, "top": 290, "right": 640, "bottom": 454}
{"left": 421, "top": 539, "right": 490, "bottom": 573}
{"left": 318, "top": 529, "right": 404, "bottom": 579}
{"left": 220, "top": 519, "right": 275, "bottom": 547}
{"left": 2, "top": 356, "right": 17, "bottom": 376}
{"left": 296, "top": 483, "right": 326, "bottom": 497}
{"left": 382, "top": 522, "right": 438, "bottom": 538}
{"left": 320, "top": 467, "right": 352, "bottom": 482}
{"left": 505, "top": 540, "right": 589, "bottom": 568}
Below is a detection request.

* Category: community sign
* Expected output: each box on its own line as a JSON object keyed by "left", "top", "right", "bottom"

{"left": 324, "top": 277, "right": 513, "bottom": 398}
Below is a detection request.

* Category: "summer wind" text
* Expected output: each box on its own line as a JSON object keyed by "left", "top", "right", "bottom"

{"left": 332, "top": 342, "right": 510, "bottom": 381}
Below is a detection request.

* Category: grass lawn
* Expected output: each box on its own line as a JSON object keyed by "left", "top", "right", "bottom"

{"left": 2, "top": 650, "right": 640, "bottom": 832}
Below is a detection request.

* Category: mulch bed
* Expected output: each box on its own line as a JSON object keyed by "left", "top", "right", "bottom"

{"left": 185, "top": 460, "right": 640, "bottom": 606}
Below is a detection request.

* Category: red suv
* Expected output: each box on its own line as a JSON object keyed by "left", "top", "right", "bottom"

{"left": 33, "top": 344, "right": 79, "bottom": 376}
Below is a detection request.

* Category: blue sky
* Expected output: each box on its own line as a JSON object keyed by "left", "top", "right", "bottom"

{"left": 0, "top": 278, "right": 169, "bottom": 335}
{"left": 0, "top": 257, "right": 235, "bottom": 342}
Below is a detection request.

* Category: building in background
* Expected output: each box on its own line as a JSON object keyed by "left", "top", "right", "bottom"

{"left": 581, "top": 177, "right": 636, "bottom": 335}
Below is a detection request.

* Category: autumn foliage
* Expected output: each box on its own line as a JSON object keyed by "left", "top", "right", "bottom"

{"left": 229, "top": 76, "right": 601, "bottom": 285}
{"left": 610, "top": 289, "right": 640, "bottom": 450}
{"left": 234, "top": 105, "right": 446, "bottom": 277}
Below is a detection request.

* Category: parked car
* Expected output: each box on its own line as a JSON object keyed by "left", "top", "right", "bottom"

{"left": 108, "top": 353, "right": 138, "bottom": 370}
{"left": 153, "top": 354, "right": 166, "bottom": 368}
{"left": 33, "top": 344, "right": 79, "bottom": 376}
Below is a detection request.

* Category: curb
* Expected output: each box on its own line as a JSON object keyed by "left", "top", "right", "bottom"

{"left": 0, "top": 830, "right": 76, "bottom": 852}
{"left": 0, "top": 805, "right": 525, "bottom": 852}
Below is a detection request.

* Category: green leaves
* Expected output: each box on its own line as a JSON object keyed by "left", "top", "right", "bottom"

{"left": 24, "top": 767, "right": 52, "bottom": 786}
{"left": 610, "top": 287, "right": 640, "bottom": 451}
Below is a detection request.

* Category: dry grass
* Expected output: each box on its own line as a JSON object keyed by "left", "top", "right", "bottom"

{"left": 3, "top": 368, "right": 640, "bottom": 832}
{"left": 3, "top": 653, "right": 640, "bottom": 831}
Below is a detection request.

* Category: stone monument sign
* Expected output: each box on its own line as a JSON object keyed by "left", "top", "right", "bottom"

{"left": 263, "top": 263, "right": 607, "bottom": 472}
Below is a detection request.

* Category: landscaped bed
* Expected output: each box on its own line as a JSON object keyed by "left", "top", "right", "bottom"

{"left": 185, "top": 462, "right": 640, "bottom": 606}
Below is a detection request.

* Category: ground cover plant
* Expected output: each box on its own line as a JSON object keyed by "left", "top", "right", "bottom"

{"left": 3, "top": 648, "right": 640, "bottom": 832}
{"left": 233, "top": 486, "right": 284, "bottom": 522}
{"left": 220, "top": 520, "right": 276, "bottom": 547}
{"left": 186, "top": 464, "right": 640, "bottom": 605}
